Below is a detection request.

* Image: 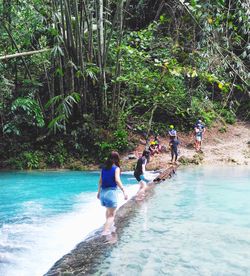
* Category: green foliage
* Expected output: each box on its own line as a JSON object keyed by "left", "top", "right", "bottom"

{"left": 3, "top": 122, "right": 20, "bottom": 136}
{"left": 95, "top": 141, "right": 114, "bottom": 161}
{"left": 95, "top": 127, "right": 129, "bottom": 161}
{"left": 0, "top": 76, "right": 13, "bottom": 107}
{"left": 46, "top": 92, "right": 80, "bottom": 133}
{"left": 5, "top": 143, "right": 69, "bottom": 169}
{"left": 5, "top": 157, "right": 24, "bottom": 170}
{"left": 3, "top": 97, "right": 44, "bottom": 136}
{"left": 0, "top": 1, "right": 249, "bottom": 169}
{"left": 219, "top": 126, "right": 227, "bottom": 133}
{"left": 22, "top": 151, "right": 41, "bottom": 169}
{"left": 182, "top": 0, "right": 249, "bottom": 88}
{"left": 113, "top": 129, "right": 129, "bottom": 151}
{"left": 7, "top": 150, "right": 45, "bottom": 170}
{"left": 46, "top": 141, "right": 68, "bottom": 167}
{"left": 219, "top": 109, "right": 236, "bottom": 124}
{"left": 11, "top": 98, "right": 44, "bottom": 127}
{"left": 115, "top": 23, "right": 202, "bottom": 130}
{"left": 187, "top": 97, "right": 217, "bottom": 126}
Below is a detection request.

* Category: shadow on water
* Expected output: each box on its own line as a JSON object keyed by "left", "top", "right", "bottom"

{"left": 45, "top": 166, "right": 176, "bottom": 276}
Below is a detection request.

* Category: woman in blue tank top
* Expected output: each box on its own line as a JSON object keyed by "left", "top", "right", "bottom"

{"left": 97, "top": 151, "right": 128, "bottom": 235}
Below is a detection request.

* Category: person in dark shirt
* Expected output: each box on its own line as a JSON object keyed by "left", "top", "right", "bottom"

{"left": 134, "top": 150, "right": 150, "bottom": 199}
{"left": 168, "top": 125, "right": 177, "bottom": 141}
{"left": 169, "top": 138, "right": 180, "bottom": 164}
{"left": 97, "top": 151, "right": 128, "bottom": 235}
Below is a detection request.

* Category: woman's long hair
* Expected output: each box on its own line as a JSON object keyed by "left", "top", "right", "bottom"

{"left": 104, "top": 151, "right": 120, "bottom": 169}
{"left": 142, "top": 150, "right": 150, "bottom": 162}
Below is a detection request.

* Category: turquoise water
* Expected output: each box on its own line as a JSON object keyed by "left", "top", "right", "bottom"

{"left": 97, "top": 166, "right": 250, "bottom": 275}
{"left": 0, "top": 171, "right": 138, "bottom": 276}
{"left": 1, "top": 167, "right": 250, "bottom": 276}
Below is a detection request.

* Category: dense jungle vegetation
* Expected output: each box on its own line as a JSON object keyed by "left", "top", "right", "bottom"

{"left": 0, "top": 0, "right": 249, "bottom": 169}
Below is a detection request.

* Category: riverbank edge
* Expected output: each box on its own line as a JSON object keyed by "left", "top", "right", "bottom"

{"left": 1, "top": 121, "right": 249, "bottom": 171}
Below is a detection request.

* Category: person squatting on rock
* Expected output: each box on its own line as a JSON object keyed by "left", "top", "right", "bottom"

{"left": 154, "top": 134, "right": 162, "bottom": 152}
{"left": 149, "top": 141, "right": 159, "bottom": 156}
{"left": 97, "top": 151, "right": 128, "bottom": 236}
{"left": 134, "top": 150, "right": 151, "bottom": 200}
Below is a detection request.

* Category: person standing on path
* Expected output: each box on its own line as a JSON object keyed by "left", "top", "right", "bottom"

{"left": 194, "top": 119, "right": 206, "bottom": 152}
{"left": 169, "top": 137, "right": 180, "bottom": 164}
{"left": 168, "top": 125, "right": 177, "bottom": 141}
{"left": 97, "top": 151, "right": 128, "bottom": 236}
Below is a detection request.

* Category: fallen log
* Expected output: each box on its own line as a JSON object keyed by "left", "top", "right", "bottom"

{"left": 153, "top": 165, "right": 177, "bottom": 182}
{"left": 0, "top": 48, "right": 50, "bottom": 60}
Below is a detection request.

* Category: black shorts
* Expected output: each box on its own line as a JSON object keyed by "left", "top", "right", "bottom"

{"left": 134, "top": 172, "right": 141, "bottom": 182}
{"left": 171, "top": 147, "right": 178, "bottom": 156}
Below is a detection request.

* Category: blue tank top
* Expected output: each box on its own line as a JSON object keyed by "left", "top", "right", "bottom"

{"left": 101, "top": 165, "right": 118, "bottom": 189}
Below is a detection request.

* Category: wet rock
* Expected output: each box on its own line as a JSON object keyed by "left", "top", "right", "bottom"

{"left": 178, "top": 153, "right": 204, "bottom": 165}
{"left": 178, "top": 156, "right": 191, "bottom": 165}
{"left": 192, "top": 153, "right": 204, "bottom": 164}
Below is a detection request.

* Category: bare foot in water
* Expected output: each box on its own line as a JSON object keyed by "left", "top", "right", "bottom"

{"left": 110, "top": 224, "right": 116, "bottom": 233}
{"left": 136, "top": 192, "right": 145, "bottom": 201}
{"left": 104, "top": 232, "right": 118, "bottom": 244}
{"left": 101, "top": 230, "right": 111, "bottom": 236}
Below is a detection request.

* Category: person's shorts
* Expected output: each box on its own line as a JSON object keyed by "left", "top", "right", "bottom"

{"left": 171, "top": 147, "right": 178, "bottom": 156}
{"left": 134, "top": 172, "right": 151, "bottom": 183}
{"left": 196, "top": 136, "right": 202, "bottom": 142}
{"left": 140, "top": 174, "right": 151, "bottom": 183}
{"left": 134, "top": 172, "right": 141, "bottom": 182}
{"left": 100, "top": 188, "right": 118, "bottom": 208}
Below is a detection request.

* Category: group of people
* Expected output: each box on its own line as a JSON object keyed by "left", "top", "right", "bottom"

{"left": 97, "top": 150, "right": 152, "bottom": 236}
{"left": 97, "top": 119, "right": 206, "bottom": 236}
{"left": 148, "top": 124, "right": 180, "bottom": 164}
{"left": 97, "top": 149, "right": 154, "bottom": 236}
{"left": 167, "top": 119, "right": 206, "bottom": 162}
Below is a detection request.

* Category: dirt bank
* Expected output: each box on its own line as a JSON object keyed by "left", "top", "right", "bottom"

{"left": 122, "top": 121, "right": 250, "bottom": 170}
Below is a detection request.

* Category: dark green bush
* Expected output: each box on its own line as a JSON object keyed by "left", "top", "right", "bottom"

{"left": 220, "top": 109, "right": 236, "bottom": 124}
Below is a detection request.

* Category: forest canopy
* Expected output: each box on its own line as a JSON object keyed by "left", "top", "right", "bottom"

{"left": 0, "top": 0, "right": 249, "bottom": 169}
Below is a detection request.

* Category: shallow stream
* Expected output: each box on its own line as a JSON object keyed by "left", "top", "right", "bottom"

{"left": 1, "top": 167, "right": 249, "bottom": 275}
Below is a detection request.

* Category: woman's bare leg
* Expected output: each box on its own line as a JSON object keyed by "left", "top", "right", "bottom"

{"left": 136, "top": 181, "right": 146, "bottom": 200}
{"left": 103, "top": 207, "right": 116, "bottom": 234}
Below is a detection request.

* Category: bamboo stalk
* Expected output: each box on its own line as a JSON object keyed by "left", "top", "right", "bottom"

{"left": 0, "top": 48, "right": 50, "bottom": 60}
{"left": 111, "top": 0, "right": 127, "bottom": 116}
